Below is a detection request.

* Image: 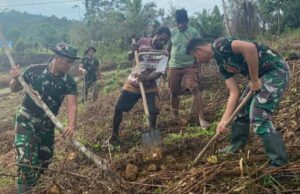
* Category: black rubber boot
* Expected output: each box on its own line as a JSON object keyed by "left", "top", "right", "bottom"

{"left": 219, "top": 121, "right": 250, "bottom": 153}
{"left": 17, "top": 183, "right": 32, "bottom": 194}
{"left": 110, "top": 110, "right": 124, "bottom": 145}
{"left": 261, "top": 132, "right": 288, "bottom": 167}
{"left": 109, "top": 134, "right": 124, "bottom": 145}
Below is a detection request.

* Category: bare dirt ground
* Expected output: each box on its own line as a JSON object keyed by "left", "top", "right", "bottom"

{"left": 0, "top": 59, "right": 299, "bottom": 193}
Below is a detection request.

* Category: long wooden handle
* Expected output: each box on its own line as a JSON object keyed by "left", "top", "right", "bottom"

{"left": 132, "top": 39, "right": 151, "bottom": 128}
{"left": 0, "top": 29, "right": 119, "bottom": 180}
{"left": 193, "top": 90, "right": 253, "bottom": 165}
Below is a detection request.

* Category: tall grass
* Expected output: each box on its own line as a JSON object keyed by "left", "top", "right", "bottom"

{"left": 257, "top": 28, "right": 300, "bottom": 58}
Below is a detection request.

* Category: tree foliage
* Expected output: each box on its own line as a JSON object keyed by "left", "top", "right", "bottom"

{"left": 257, "top": 0, "right": 300, "bottom": 34}
{"left": 190, "top": 6, "right": 226, "bottom": 38}
{"left": 84, "top": 0, "right": 163, "bottom": 41}
{"left": 227, "top": 0, "right": 300, "bottom": 37}
{"left": 1, "top": 0, "right": 300, "bottom": 67}
{"left": 82, "top": 0, "right": 166, "bottom": 63}
{"left": 0, "top": 10, "right": 79, "bottom": 50}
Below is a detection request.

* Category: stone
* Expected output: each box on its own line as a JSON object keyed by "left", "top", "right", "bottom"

{"left": 124, "top": 163, "right": 138, "bottom": 181}
{"left": 147, "top": 164, "right": 157, "bottom": 172}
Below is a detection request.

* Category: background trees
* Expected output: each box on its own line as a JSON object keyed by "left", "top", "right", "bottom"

{"left": 0, "top": 0, "right": 299, "bottom": 68}
{"left": 190, "top": 6, "right": 226, "bottom": 39}
{"left": 228, "top": 0, "right": 260, "bottom": 39}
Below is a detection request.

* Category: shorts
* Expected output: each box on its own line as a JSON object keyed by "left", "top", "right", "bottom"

{"left": 168, "top": 66, "right": 199, "bottom": 94}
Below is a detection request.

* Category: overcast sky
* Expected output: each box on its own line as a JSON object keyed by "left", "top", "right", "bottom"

{"left": 0, "top": 0, "right": 222, "bottom": 20}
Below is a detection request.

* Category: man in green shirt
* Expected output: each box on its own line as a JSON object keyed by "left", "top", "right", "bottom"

{"left": 186, "top": 37, "right": 290, "bottom": 167}
{"left": 10, "top": 43, "right": 79, "bottom": 193}
{"left": 79, "top": 46, "right": 101, "bottom": 102}
{"left": 168, "top": 9, "right": 209, "bottom": 128}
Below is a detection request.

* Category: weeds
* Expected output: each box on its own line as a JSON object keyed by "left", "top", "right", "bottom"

{"left": 92, "top": 143, "right": 102, "bottom": 151}
{"left": 0, "top": 177, "right": 14, "bottom": 187}
{"left": 163, "top": 124, "right": 216, "bottom": 145}
{"left": 103, "top": 66, "right": 130, "bottom": 94}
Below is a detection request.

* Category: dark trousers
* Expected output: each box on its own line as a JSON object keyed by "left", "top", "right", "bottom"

{"left": 112, "top": 90, "right": 160, "bottom": 135}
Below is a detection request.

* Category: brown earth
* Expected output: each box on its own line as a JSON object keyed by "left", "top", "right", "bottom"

{"left": 0, "top": 60, "right": 299, "bottom": 194}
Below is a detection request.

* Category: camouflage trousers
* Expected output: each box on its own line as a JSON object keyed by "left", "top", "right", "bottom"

{"left": 14, "top": 110, "right": 54, "bottom": 188}
{"left": 235, "top": 62, "right": 290, "bottom": 135}
{"left": 82, "top": 79, "right": 100, "bottom": 102}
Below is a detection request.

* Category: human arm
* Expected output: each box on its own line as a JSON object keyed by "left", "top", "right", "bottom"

{"left": 216, "top": 77, "right": 240, "bottom": 133}
{"left": 9, "top": 65, "right": 23, "bottom": 92}
{"left": 231, "top": 40, "right": 262, "bottom": 91}
{"left": 78, "top": 61, "right": 87, "bottom": 75}
{"left": 137, "top": 54, "right": 168, "bottom": 82}
{"left": 136, "top": 71, "right": 162, "bottom": 83}
{"left": 194, "top": 59, "right": 202, "bottom": 74}
{"left": 167, "top": 42, "right": 172, "bottom": 62}
{"left": 63, "top": 94, "right": 77, "bottom": 139}
{"left": 128, "top": 39, "right": 141, "bottom": 60}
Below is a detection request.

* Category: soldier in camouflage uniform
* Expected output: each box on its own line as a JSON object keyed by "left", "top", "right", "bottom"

{"left": 79, "top": 47, "right": 101, "bottom": 102}
{"left": 186, "top": 37, "right": 290, "bottom": 167}
{"left": 10, "top": 43, "right": 80, "bottom": 193}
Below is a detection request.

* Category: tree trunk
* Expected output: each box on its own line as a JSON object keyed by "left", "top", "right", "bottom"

{"left": 277, "top": 1, "right": 280, "bottom": 34}
{"left": 222, "top": 0, "right": 231, "bottom": 35}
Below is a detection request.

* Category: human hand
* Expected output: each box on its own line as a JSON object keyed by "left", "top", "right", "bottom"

{"left": 216, "top": 120, "right": 228, "bottom": 134}
{"left": 249, "top": 79, "right": 262, "bottom": 92}
{"left": 137, "top": 74, "right": 148, "bottom": 82}
{"left": 62, "top": 125, "right": 76, "bottom": 139}
{"left": 10, "top": 64, "right": 21, "bottom": 79}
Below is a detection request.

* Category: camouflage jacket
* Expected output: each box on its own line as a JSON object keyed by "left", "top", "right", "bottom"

{"left": 81, "top": 56, "right": 100, "bottom": 82}
{"left": 20, "top": 63, "right": 77, "bottom": 118}
{"left": 212, "top": 36, "right": 285, "bottom": 80}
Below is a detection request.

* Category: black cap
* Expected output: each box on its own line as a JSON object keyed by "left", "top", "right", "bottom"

{"left": 84, "top": 46, "right": 96, "bottom": 54}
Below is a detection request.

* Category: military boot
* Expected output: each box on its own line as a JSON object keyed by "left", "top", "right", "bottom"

{"left": 219, "top": 121, "right": 250, "bottom": 153}
{"left": 262, "top": 132, "right": 288, "bottom": 167}
{"left": 17, "top": 183, "right": 31, "bottom": 194}
{"left": 92, "top": 82, "right": 101, "bottom": 101}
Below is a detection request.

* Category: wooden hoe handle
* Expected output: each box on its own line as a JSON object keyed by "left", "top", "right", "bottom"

{"left": 193, "top": 91, "right": 253, "bottom": 165}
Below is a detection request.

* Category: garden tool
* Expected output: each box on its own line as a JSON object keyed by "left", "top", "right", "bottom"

{"left": 81, "top": 70, "right": 87, "bottom": 102}
{"left": 193, "top": 90, "right": 253, "bottom": 165}
{"left": 0, "top": 28, "right": 120, "bottom": 180}
{"left": 132, "top": 39, "right": 161, "bottom": 151}
{"left": 83, "top": 74, "right": 86, "bottom": 102}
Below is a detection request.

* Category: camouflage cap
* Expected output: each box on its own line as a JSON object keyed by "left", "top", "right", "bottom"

{"left": 50, "top": 42, "right": 81, "bottom": 60}
{"left": 84, "top": 46, "right": 96, "bottom": 54}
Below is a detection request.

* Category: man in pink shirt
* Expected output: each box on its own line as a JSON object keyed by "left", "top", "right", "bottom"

{"left": 110, "top": 27, "right": 171, "bottom": 144}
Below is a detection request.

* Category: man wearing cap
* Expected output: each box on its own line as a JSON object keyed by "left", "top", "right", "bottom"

{"left": 79, "top": 46, "right": 101, "bottom": 102}
{"left": 9, "top": 43, "right": 79, "bottom": 193}
{"left": 168, "top": 9, "right": 209, "bottom": 128}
